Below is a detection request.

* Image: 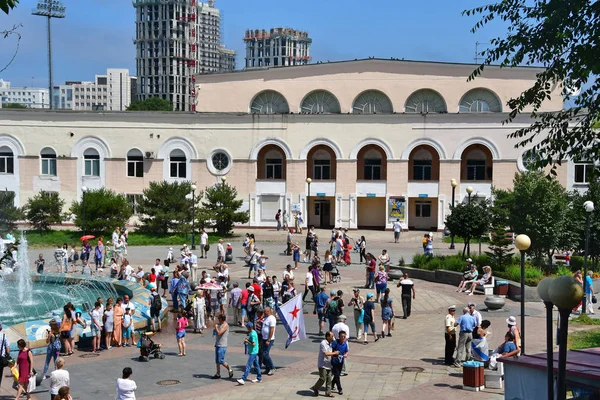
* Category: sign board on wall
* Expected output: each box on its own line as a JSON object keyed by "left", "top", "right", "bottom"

{"left": 291, "top": 203, "right": 301, "bottom": 213}
{"left": 388, "top": 196, "right": 405, "bottom": 223}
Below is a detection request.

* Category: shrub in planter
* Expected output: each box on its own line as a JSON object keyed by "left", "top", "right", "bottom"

{"left": 412, "top": 254, "right": 429, "bottom": 269}
{"left": 570, "top": 256, "right": 585, "bottom": 271}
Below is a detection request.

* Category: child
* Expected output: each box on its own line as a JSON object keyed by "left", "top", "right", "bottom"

{"left": 122, "top": 308, "right": 134, "bottom": 347}
{"left": 167, "top": 247, "right": 174, "bottom": 264}
{"left": 258, "top": 250, "right": 268, "bottom": 276}
{"left": 35, "top": 253, "right": 45, "bottom": 274}
{"left": 70, "top": 245, "right": 79, "bottom": 271}
{"left": 94, "top": 244, "right": 103, "bottom": 272}
{"left": 193, "top": 291, "right": 206, "bottom": 333}
{"left": 176, "top": 311, "right": 188, "bottom": 356}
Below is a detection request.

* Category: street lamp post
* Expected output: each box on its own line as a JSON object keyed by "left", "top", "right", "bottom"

{"left": 537, "top": 277, "right": 555, "bottom": 400}
{"left": 515, "top": 234, "right": 531, "bottom": 354}
{"left": 191, "top": 184, "right": 197, "bottom": 250}
{"left": 466, "top": 186, "right": 474, "bottom": 255}
{"left": 306, "top": 178, "right": 312, "bottom": 229}
{"left": 583, "top": 200, "right": 594, "bottom": 314}
{"left": 81, "top": 186, "right": 88, "bottom": 235}
{"left": 450, "top": 178, "right": 457, "bottom": 250}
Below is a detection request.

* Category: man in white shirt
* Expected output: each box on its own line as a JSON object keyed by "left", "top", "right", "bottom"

{"left": 311, "top": 331, "right": 338, "bottom": 397}
{"left": 123, "top": 294, "right": 136, "bottom": 317}
{"left": 217, "top": 239, "right": 225, "bottom": 263}
{"left": 332, "top": 315, "right": 350, "bottom": 341}
{"left": 190, "top": 252, "right": 198, "bottom": 267}
{"left": 393, "top": 218, "right": 402, "bottom": 243}
{"left": 112, "top": 227, "right": 120, "bottom": 248}
{"left": 283, "top": 264, "right": 294, "bottom": 283}
{"left": 335, "top": 236, "right": 343, "bottom": 262}
{"left": 116, "top": 367, "right": 137, "bottom": 400}
{"left": 153, "top": 259, "right": 163, "bottom": 275}
{"left": 260, "top": 306, "right": 277, "bottom": 375}
{"left": 468, "top": 302, "right": 482, "bottom": 326}
{"left": 200, "top": 230, "right": 209, "bottom": 258}
{"left": 218, "top": 263, "right": 229, "bottom": 280}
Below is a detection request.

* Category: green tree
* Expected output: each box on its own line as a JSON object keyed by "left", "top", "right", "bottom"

{"left": 70, "top": 188, "right": 132, "bottom": 235}
{"left": 490, "top": 187, "right": 515, "bottom": 230}
{"left": 126, "top": 98, "right": 172, "bottom": 111}
{"left": 485, "top": 226, "right": 514, "bottom": 271}
{"left": 24, "top": 191, "right": 65, "bottom": 231}
{"left": 569, "top": 172, "right": 600, "bottom": 269}
{"left": 137, "top": 181, "right": 200, "bottom": 235}
{"left": 0, "top": 0, "right": 18, "bottom": 14}
{"left": 0, "top": 190, "right": 22, "bottom": 232}
{"left": 464, "top": 2, "right": 600, "bottom": 174}
{"left": 445, "top": 200, "right": 491, "bottom": 258}
{"left": 508, "top": 171, "right": 569, "bottom": 270}
{"left": 201, "top": 181, "right": 249, "bottom": 236}
{"left": 3, "top": 103, "right": 26, "bottom": 109}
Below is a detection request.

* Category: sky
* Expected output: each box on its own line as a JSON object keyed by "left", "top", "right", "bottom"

{"left": 0, "top": 0, "right": 507, "bottom": 88}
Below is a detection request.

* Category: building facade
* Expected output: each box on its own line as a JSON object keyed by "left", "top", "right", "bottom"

{"left": 244, "top": 28, "right": 311, "bottom": 69}
{"left": 0, "top": 59, "right": 584, "bottom": 231}
{"left": 0, "top": 80, "right": 50, "bottom": 109}
{"left": 133, "top": 0, "right": 235, "bottom": 112}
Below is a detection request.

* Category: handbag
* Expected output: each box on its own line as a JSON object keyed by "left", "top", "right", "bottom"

{"left": 358, "top": 309, "right": 364, "bottom": 324}
{"left": 391, "top": 320, "right": 396, "bottom": 330}
{"left": 204, "top": 244, "right": 210, "bottom": 252}
{"left": 593, "top": 295, "right": 597, "bottom": 304}
{"left": 0, "top": 334, "right": 12, "bottom": 368}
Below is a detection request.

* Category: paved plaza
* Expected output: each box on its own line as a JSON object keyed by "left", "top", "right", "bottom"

{"left": 1, "top": 229, "right": 558, "bottom": 399}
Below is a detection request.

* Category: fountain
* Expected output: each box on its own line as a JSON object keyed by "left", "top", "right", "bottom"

{"left": 17, "top": 234, "right": 33, "bottom": 304}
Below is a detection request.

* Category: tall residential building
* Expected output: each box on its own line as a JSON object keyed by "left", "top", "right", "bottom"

{"left": 244, "top": 28, "right": 311, "bottom": 69}
{"left": 0, "top": 79, "right": 50, "bottom": 108}
{"left": 53, "top": 68, "right": 135, "bottom": 111}
{"left": 133, "top": 0, "right": 236, "bottom": 112}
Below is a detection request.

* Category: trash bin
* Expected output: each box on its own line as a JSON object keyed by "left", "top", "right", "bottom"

{"left": 462, "top": 361, "right": 485, "bottom": 391}
{"left": 495, "top": 280, "right": 509, "bottom": 297}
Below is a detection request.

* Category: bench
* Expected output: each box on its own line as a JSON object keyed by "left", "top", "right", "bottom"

{"left": 476, "top": 276, "right": 495, "bottom": 296}
{"left": 484, "top": 358, "right": 504, "bottom": 389}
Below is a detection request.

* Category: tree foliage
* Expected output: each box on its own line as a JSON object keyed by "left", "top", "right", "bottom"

{"left": 0, "top": 0, "right": 18, "bottom": 14}
{"left": 568, "top": 171, "right": 600, "bottom": 269}
{"left": 485, "top": 226, "right": 514, "bottom": 270}
{"left": 126, "top": 97, "right": 173, "bottom": 111}
{"left": 3, "top": 103, "right": 26, "bottom": 109}
{"left": 70, "top": 188, "right": 132, "bottom": 235}
{"left": 24, "top": 191, "right": 65, "bottom": 231}
{"left": 201, "top": 181, "right": 249, "bottom": 236}
{"left": 137, "top": 181, "right": 200, "bottom": 235}
{"left": 445, "top": 199, "right": 491, "bottom": 257}
{"left": 464, "top": 1, "right": 600, "bottom": 174}
{"left": 0, "top": 190, "right": 22, "bottom": 232}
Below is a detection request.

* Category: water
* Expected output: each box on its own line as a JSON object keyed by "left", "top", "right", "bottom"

{"left": 0, "top": 232, "right": 119, "bottom": 328}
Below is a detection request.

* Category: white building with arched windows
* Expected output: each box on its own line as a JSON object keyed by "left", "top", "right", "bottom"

{"left": 0, "top": 58, "right": 579, "bottom": 231}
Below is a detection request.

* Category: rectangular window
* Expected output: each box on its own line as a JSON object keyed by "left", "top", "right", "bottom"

{"left": 127, "top": 157, "right": 144, "bottom": 178}
{"left": 0, "top": 152, "right": 14, "bottom": 174}
{"left": 41, "top": 156, "right": 57, "bottom": 176}
{"left": 84, "top": 156, "right": 100, "bottom": 177}
{"left": 314, "top": 159, "right": 331, "bottom": 180}
{"left": 265, "top": 158, "right": 283, "bottom": 179}
{"left": 413, "top": 160, "right": 432, "bottom": 180}
{"left": 466, "top": 159, "right": 486, "bottom": 181}
{"left": 364, "top": 158, "right": 382, "bottom": 180}
{"left": 170, "top": 157, "right": 186, "bottom": 178}
{"left": 126, "top": 194, "right": 143, "bottom": 215}
{"left": 415, "top": 201, "right": 431, "bottom": 218}
{"left": 574, "top": 163, "right": 593, "bottom": 184}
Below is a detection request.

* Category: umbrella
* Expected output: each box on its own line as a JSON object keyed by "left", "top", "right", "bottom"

{"left": 80, "top": 235, "right": 95, "bottom": 241}
{"left": 195, "top": 282, "right": 222, "bottom": 291}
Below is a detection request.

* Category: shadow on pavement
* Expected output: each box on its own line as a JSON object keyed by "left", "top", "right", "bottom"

{"left": 420, "top": 357, "right": 445, "bottom": 365}
{"left": 296, "top": 389, "right": 319, "bottom": 397}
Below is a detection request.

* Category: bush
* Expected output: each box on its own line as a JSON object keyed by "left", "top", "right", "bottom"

{"left": 70, "top": 188, "right": 132, "bottom": 235}
{"left": 556, "top": 265, "right": 572, "bottom": 277}
{"left": 0, "top": 190, "right": 22, "bottom": 232}
{"left": 24, "top": 191, "right": 65, "bottom": 231}
{"left": 571, "top": 256, "right": 585, "bottom": 271}
{"left": 411, "top": 254, "right": 429, "bottom": 269}
{"left": 502, "top": 265, "right": 544, "bottom": 284}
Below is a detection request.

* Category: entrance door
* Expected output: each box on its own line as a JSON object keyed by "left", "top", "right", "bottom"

{"left": 409, "top": 198, "right": 437, "bottom": 230}
{"left": 314, "top": 200, "right": 331, "bottom": 228}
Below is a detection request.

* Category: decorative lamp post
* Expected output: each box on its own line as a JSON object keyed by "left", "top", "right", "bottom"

{"left": 450, "top": 178, "right": 457, "bottom": 250}
{"left": 191, "top": 184, "right": 197, "bottom": 250}
{"left": 549, "top": 276, "right": 584, "bottom": 400}
{"left": 537, "top": 277, "right": 555, "bottom": 400}
{"left": 81, "top": 186, "right": 88, "bottom": 235}
{"left": 221, "top": 176, "right": 227, "bottom": 185}
{"left": 466, "top": 186, "right": 474, "bottom": 204}
{"left": 306, "top": 178, "right": 312, "bottom": 229}
{"left": 515, "top": 233, "right": 531, "bottom": 354}
{"left": 583, "top": 200, "right": 594, "bottom": 314}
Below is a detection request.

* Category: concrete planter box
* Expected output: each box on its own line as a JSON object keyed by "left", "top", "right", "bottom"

{"left": 392, "top": 266, "right": 540, "bottom": 302}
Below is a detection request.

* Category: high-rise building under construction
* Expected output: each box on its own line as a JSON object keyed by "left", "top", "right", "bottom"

{"left": 244, "top": 28, "right": 311, "bottom": 69}
{"left": 133, "top": 0, "right": 236, "bottom": 111}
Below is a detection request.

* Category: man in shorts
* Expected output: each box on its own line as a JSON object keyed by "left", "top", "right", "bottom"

{"left": 213, "top": 314, "right": 234, "bottom": 379}
{"left": 393, "top": 218, "right": 402, "bottom": 243}
{"left": 314, "top": 287, "right": 329, "bottom": 336}
{"left": 362, "top": 293, "right": 379, "bottom": 344}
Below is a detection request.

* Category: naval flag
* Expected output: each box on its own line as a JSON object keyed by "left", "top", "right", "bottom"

{"left": 276, "top": 293, "right": 307, "bottom": 348}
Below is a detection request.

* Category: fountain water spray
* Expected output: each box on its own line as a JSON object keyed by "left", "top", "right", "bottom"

{"left": 17, "top": 233, "right": 34, "bottom": 304}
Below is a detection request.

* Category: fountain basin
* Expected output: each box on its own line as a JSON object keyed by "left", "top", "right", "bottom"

{"left": 484, "top": 295, "right": 506, "bottom": 311}
{"left": 2, "top": 274, "right": 168, "bottom": 355}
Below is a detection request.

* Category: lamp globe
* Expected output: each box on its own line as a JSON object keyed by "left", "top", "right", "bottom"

{"left": 548, "top": 276, "right": 584, "bottom": 310}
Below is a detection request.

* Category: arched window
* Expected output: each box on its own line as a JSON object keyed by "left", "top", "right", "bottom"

{"left": 250, "top": 90, "right": 290, "bottom": 114}
{"left": 169, "top": 149, "right": 186, "bottom": 178}
{"left": 83, "top": 148, "right": 100, "bottom": 177}
{"left": 357, "top": 146, "right": 387, "bottom": 180}
{"left": 459, "top": 88, "right": 502, "bottom": 113}
{"left": 404, "top": 89, "right": 447, "bottom": 113}
{"left": 313, "top": 149, "right": 331, "bottom": 179}
{"left": 409, "top": 146, "right": 440, "bottom": 181}
{"left": 300, "top": 90, "right": 341, "bottom": 114}
{"left": 40, "top": 147, "right": 57, "bottom": 176}
{"left": 127, "top": 149, "right": 144, "bottom": 178}
{"left": 461, "top": 144, "right": 493, "bottom": 181}
{"left": 352, "top": 90, "right": 393, "bottom": 114}
{"left": 0, "top": 146, "right": 14, "bottom": 174}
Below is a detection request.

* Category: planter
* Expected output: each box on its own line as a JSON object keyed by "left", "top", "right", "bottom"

{"left": 484, "top": 295, "right": 506, "bottom": 311}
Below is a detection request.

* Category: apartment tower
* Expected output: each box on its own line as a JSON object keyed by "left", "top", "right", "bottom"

{"left": 133, "top": 0, "right": 235, "bottom": 111}
{"left": 244, "top": 28, "right": 311, "bottom": 69}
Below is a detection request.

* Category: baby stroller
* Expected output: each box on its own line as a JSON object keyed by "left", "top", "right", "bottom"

{"left": 139, "top": 332, "right": 165, "bottom": 361}
{"left": 330, "top": 264, "right": 341, "bottom": 283}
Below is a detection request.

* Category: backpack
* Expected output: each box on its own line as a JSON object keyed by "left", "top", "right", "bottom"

{"left": 328, "top": 299, "right": 339, "bottom": 316}
{"left": 51, "top": 335, "right": 62, "bottom": 352}
{"left": 152, "top": 293, "right": 162, "bottom": 311}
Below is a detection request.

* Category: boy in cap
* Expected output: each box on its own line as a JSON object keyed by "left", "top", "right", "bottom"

{"left": 237, "top": 322, "right": 262, "bottom": 385}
